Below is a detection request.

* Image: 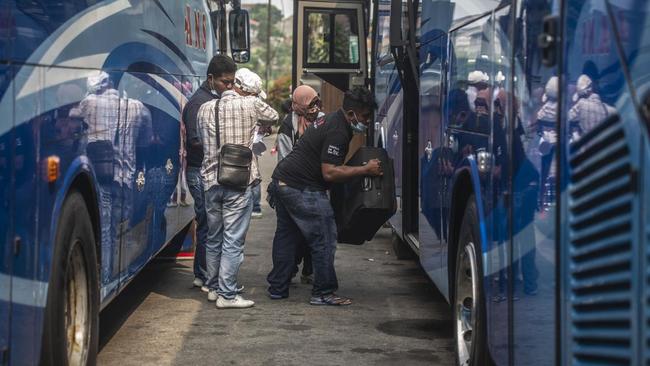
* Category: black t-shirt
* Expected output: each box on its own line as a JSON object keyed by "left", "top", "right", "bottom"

{"left": 272, "top": 110, "right": 352, "bottom": 190}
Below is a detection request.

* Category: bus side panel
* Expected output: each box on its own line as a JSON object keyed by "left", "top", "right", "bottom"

{"left": 10, "top": 64, "right": 47, "bottom": 366}
{"left": 418, "top": 34, "right": 447, "bottom": 295}
{"left": 614, "top": 3, "right": 650, "bottom": 361}
{"left": 0, "top": 57, "right": 13, "bottom": 363}
{"left": 445, "top": 13, "right": 508, "bottom": 363}
{"left": 115, "top": 70, "right": 185, "bottom": 283}
{"left": 510, "top": 0, "right": 560, "bottom": 364}
{"left": 560, "top": 1, "right": 650, "bottom": 364}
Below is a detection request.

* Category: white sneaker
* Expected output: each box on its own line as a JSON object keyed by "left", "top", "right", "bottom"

{"left": 193, "top": 278, "right": 204, "bottom": 288}
{"left": 207, "top": 290, "right": 218, "bottom": 302}
{"left": 216, "top": 295, "right": 254, "bottom": 309}
{"left": 251, "top": 211, "right": 263, "bottom": 219}
{"left": 204, "top": 285, "right": 243, "bottom": 295}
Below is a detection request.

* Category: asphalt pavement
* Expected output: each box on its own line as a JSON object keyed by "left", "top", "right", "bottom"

{"left": 98, "top": 140, "right": 454, "bottom": 366}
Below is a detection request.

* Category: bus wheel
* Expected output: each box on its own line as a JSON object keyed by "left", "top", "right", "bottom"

{"left": 41, "top": 190, "right": 99, "bottom": 366}
{"left": 453, "top": 196, "right": 487, "bottom": 366}
{"left": 392, "top": 230, "right": 414, "bottom": 260}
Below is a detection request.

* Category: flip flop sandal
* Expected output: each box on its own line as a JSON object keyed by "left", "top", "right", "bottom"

{"left": 309, "top": 294, "right": 352, "bottom": 306}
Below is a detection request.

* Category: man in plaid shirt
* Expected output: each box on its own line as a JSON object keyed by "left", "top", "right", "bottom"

{"left": 197, "top": 68, "right": 278, "bottom": 309}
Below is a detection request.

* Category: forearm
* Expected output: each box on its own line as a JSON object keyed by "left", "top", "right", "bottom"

{"left": 322, "top": 165, "right": 368, "bottom": 183}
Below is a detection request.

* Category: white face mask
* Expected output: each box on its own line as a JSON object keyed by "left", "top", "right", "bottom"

{"left": 207, "top": 78, "right": 219, "bottom": 96}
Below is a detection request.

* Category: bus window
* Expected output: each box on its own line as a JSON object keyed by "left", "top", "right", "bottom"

{"left": 333, "top": 13, "right": 359, "bottom": 64}
{"left": 307, "top": 12, "right": 331, "bottom": 64}
{"left": 447, "top": 15, "right": 491, "bottom": 134}
{"left": 304, "top": 9, "right": 360, "bottom": 67}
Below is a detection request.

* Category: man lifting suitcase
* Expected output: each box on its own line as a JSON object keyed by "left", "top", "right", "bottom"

{"left": 267, "top": 87, "right": 382, "bottom": 306}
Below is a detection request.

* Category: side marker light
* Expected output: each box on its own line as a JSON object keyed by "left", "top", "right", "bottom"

{"left": 46, "top": 156, "right": 60, "bottom": 183}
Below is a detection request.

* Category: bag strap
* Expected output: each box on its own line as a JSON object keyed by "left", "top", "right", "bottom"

{"left": 214, "top": 99, "right": 221, "bottom": 148}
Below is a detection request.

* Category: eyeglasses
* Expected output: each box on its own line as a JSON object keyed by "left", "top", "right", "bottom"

{"left": 309, "top": 98, "right": 321, "bottom": 107}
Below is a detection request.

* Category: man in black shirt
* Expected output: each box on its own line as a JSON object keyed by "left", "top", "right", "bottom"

{"left": 267, "top": 87, "right": 382, "bottom": 305}
{"left": 183, "top": 55, "right": 236, "bottom": 289}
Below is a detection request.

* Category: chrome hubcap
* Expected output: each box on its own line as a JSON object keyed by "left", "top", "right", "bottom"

{"left": 455, "top": 242, "right": 478, "bottom": 366}
{"left": 65, "top": 241, "right": 89, "bottom": 366}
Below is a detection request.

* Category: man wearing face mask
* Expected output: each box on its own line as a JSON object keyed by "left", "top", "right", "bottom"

{"left": 275, "top": 85, "right": 322, "bottom": 284}
{"left": 266, "top": 87, "right": 382, "bottom": 306}
{"left": 182, "top": 54, "right": 236, "bottom": 290}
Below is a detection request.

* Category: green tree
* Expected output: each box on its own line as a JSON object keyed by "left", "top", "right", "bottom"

{"left": 244, "top": 4, "right": 292, "bottom": 89}
{"left": 248, "top": 4, "right": 283, "bottom": 44}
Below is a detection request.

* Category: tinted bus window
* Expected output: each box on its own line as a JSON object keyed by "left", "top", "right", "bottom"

{"left": 304, "top": 9, "right": 360, "bottom": 67}
{"left": 447, "top": 15, "right": 491, "bottom": 134}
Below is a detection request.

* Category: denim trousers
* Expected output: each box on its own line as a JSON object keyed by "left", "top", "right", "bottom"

{"left": 186, "top": 166, "right": 208, "bottom": 282}
{"left": 252, "top": 180, "right": 262, "bottom": 212}
{"left": 204, "top": 184, "right": 252, "bottom": 299}
{"left": 267, "top": 181, "right": 338, "bottom": 297}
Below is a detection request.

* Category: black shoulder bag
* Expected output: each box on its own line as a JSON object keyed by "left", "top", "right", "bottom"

{"left": 215, "top": 100, "right": 253, "bottom": 190}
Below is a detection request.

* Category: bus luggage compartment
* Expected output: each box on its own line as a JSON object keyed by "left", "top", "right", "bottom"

{"left": 332, "top": 147, "right": 396, "bottom": 244}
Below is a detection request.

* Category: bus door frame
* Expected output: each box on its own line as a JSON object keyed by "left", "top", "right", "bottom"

{"left": 389, "top": 0, "right": 420, "bottom": 246}
{"left": 293, "top": 0, "right": 368, "bottom": 111}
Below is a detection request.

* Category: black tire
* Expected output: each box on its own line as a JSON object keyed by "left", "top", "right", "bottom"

{"left": 453, "top": 195, "right": 488, "bottom": 366}
{"left": 41, "top": 190, "right": 99, "bottom": 366}
{"left": 392, "top": 230, "right": 415, "bottom": 260}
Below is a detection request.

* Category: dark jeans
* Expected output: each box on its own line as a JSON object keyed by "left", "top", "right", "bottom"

{"left": 252, "top": 180, "right": 262, "bottom": 212}
{"left": 186, "top": 166, "right": 208, "bottom": 282}
{"left": 267, "top": 181, "right": 338, "bottom": 297}
{"left": 293, "top": 241, "right": 313, "bottom": 277}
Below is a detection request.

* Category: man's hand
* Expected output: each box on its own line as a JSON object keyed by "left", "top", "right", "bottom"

{"left": 365, "top": 159, "right": 383, "bottom": 176}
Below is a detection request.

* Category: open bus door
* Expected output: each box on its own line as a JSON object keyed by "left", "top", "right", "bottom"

{"left": 293, "top": 0, "right": 368, "bottom": 158}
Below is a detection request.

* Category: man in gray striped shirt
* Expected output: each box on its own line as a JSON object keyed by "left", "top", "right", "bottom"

{"left": 197, "top": 68, "right": 278, "bottom": 309}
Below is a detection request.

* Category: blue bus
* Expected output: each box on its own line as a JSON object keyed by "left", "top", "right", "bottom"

{"left": 370, "top": 0, "right": 650, "bottom": 364}
{"left": 0, "top": 1, "right": 250, "bottom": 364}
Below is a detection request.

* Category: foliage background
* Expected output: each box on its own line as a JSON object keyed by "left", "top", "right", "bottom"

{"left": 241, "top": 3, "right": 292, "bottom": 119}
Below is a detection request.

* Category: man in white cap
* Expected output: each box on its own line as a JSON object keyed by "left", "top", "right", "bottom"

{"left": 196, "top": 67, "right": 278, "bottom": 309}
{"left": 568, "top": 74, "right": 615, "bottom": 135}
{"left": 235, "top": 68, "right": 268, "bottom": 218}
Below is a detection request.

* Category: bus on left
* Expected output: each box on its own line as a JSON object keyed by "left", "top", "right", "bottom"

{"left": 0, "top": 1, "right": 250, "bottom": 365}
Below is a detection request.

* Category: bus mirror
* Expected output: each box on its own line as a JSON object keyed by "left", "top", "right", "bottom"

{"left": 389, "top": 0, "right": 404, "bottom": 47}
{"left": 229, "top": 9, "right": 250, "bottom": 63}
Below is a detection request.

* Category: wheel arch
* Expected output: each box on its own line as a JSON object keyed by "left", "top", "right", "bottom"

{"left": 447, "top": 158, "right": 487, "bottom": 299}
{"left": 49, "top": 157, "right": 102, "bottom": 273}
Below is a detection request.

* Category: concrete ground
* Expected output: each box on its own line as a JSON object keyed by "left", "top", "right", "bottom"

{"left": 98, "top": 143, "right": 454, "bottom": 366}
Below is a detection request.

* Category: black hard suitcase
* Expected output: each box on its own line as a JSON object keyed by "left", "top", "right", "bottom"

{"left": 332, "top": 147, "right": 396, "bottom": 244}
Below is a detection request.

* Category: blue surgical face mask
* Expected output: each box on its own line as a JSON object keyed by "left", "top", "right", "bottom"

{"left": 349, "top": 111, "right": 368, "bottom": 133}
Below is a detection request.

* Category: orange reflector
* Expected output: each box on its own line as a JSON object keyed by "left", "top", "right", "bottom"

{"left": 46, "top": 156, "right": 60, "bottom": 183}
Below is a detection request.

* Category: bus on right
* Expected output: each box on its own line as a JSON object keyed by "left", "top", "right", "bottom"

{"left": 369, "top": 0, "right": 650, "bottom": 364}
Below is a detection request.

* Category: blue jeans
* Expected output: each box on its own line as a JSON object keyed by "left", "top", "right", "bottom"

{"left": 252, "top": 180, "right": 262, "bottom": 213}
{"left": 186, "top": 166, "right": 208, "bottom": 282}
{"left": 267, "top": 180, "right": 338, "bottom": 297}
{"left": 204, "top": 184, "right": 252, "bottom": 299}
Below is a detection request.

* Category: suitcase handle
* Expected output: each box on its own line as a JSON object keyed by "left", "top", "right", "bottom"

{"left": 361, "top": 159, "right": 382, "bottom": 192}
{"left": 362, "top": 177, "right": 372, "bottom": 191}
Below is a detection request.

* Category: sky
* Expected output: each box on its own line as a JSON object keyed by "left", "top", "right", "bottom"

{"left": 243, "top": 0, "right": 294, "bottom": 17}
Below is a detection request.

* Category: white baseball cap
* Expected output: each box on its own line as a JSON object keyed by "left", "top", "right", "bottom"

{"left": 86, "top": 71, "right": 110, "bottom": 94}
{"left": 468, "top": 70, "right": 489, "bottom": 84}
{"left": 235, "top": 68, "right": 267, "bottom": 99}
